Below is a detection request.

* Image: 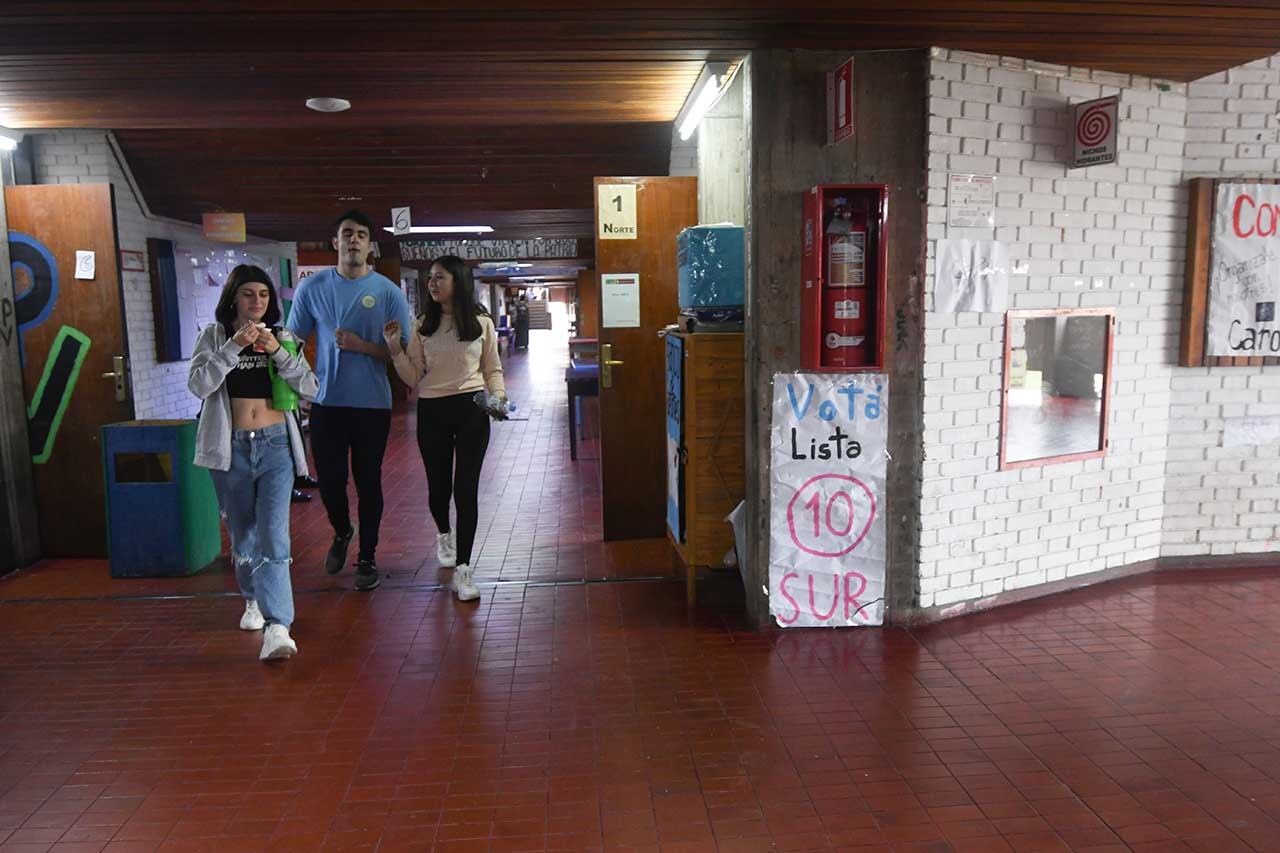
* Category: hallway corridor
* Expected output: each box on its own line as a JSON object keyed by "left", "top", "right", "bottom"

{"left": 3, "top": 339, "right": 1280, "bottom": 851}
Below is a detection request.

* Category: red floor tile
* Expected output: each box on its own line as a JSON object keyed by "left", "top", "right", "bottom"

{"left": 5, "top": 332, "right": 1280, "bottom": 851}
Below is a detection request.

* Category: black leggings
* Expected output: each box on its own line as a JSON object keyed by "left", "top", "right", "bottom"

{"left": 417, "top": 394, "right": 491, "bottom": 566}
{"left": 308, "top": 404, "right": 392, "bottom": 562}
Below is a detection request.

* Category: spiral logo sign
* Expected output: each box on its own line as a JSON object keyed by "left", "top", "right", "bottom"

{"left": 1077, "top": 104, "right": 1111, "bottom": 146}
{"left": 1072, "top": 95, "right": 1118, "bottom": 168}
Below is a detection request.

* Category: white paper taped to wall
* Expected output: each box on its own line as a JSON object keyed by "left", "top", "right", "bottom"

{"left": 935, "top": 239, "right": 1010, "bottom": 313}
{"left": 1222, "top": 416, "right": 1280, "bottom": 448}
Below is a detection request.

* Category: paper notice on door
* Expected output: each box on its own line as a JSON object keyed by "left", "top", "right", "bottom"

{"left": 75, "top": 250, "right": 95, "bottom": 280}
{"left": 602, "top": 273, "right": 640, "bottom": 328}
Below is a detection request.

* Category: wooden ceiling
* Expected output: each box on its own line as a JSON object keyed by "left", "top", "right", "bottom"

{"left": 4, "top": 2, "right": 1279, "bottom": 241}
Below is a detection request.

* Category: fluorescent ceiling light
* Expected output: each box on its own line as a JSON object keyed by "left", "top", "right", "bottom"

{"left": 676, "top": 62, "right": 735, "bottom": 141}
{"left": 382, "top": 225, "right": 494, "bottom": 234}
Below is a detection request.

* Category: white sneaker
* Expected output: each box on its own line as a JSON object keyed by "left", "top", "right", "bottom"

{"left": 436, "top": 530, "right": 457, "bottom": 568}
{"left": 239, "top": 600, "right": 265, "bottom": 631}
{"left": 450, "top": 564, "right": 480, "bottom": 601}
{"left": 259, "top": 624, "right": 297, "bottom": 661}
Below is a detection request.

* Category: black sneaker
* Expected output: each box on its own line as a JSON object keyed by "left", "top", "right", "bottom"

{"left": 324, "top": 526, "right": 355, "bottom": 575}
{"left": 354, "top": 559, "right": 381, "bottom": 592}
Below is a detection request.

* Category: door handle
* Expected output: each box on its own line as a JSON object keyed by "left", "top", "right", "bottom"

{"left": 600, "top": 343, "right": 623, "bottom": 389}
{"left": 101, "top": 354, "right": 127, "bottom": 402}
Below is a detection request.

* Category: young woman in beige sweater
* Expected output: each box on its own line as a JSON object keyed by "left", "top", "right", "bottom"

{"left": 383, "top": 255, "right": 505, "bottom": 601}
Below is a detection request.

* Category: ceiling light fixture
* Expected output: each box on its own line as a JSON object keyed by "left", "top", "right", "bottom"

{"left": 382, "top": 225, "right": 494, "bottom": 235}
{"left": 675, "top": 61, "right": 736, "bottom": 141}
{"left": 306, "top": 97, "right": 351, "bottom": 113}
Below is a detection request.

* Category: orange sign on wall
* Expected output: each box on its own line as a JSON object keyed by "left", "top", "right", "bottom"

{"left": 202, "top": 212, "right": 246, "bottom": 243}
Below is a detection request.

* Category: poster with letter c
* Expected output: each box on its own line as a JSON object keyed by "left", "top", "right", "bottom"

{"left": 769, "top": 372, "right": 887, "bottom": 627}
{"left": 1208, "top": 182, "right": 1280, "bottom": 356}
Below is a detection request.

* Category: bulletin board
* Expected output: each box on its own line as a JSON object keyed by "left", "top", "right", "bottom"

{"left": 150, "top": 239, "right": 284, "bottom": 362}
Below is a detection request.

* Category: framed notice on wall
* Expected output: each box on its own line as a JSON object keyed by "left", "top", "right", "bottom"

{"left": 1181, "top": 178, "right": 1280, "bottom": 366}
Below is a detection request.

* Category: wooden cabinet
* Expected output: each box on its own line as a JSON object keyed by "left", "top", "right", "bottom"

{"left": 665, "top": 331, "right": 744, "bottom": 604}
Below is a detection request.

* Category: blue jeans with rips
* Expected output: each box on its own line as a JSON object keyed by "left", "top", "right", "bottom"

{"left": 209, "top": 421, "right": 295, "bottom": 628}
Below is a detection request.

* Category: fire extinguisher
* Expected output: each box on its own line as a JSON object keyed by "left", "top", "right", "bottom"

{"left": 822, "top": 202, "right": 869, "bottom": 368}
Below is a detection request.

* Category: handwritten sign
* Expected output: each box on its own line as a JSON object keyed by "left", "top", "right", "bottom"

{"left": 1208, "top": 183, "right": 1280, "bottom": 356}
{"left": 391, "top": 206, "right": 412, "bottom": 235}
{"left": 74, "top": 250, "right": 95, "bottom": 280}
{"left": 769, "top": 373, "right": 888, "bottom": 627}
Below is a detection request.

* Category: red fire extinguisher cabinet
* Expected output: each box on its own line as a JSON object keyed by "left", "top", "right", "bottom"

{"left": 801, "top": 184, "right": 889, "bottom": 372}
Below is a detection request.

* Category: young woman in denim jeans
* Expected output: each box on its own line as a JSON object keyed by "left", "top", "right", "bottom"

{"left": 189, "top": 265, "right": 318, "bottom": 661}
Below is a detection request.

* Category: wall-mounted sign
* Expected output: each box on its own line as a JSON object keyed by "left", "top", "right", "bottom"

{"left": 826, "top": 57, "right": 855, "bottom": 145}
{"left": 947, "top": 174, "right": 996, "bottom": 228}
{"left": 399, "top": 238, "right": 580, "bottom": 262}
{"left": 1208, "top": 182, "right": 1280, "bottom": 356}
{"left": 601, "top": 273, "right": 640, "bottom": 327}
{"left": 1071, "top": 95, "right": 1118, "bottom": 169}
{"left": 391, "top": 206, "right": 412, "bottom": 235}
{"left": 74, "top": 250, "right": 95, "bottom": 280}
{"left": 119, "top": 250, "right": 145, "bottom": 272}
{"left": 202, "top": 212, "right": 247, "bottom": 243}
{"left": 769, "top": 372, "right": 888, "bottom": 627}
{"left": 598, "top": 183, "right": 638, "bottom": 240}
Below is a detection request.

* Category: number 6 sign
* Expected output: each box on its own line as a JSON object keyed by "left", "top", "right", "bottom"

{"left": 391, "top": 206, "right": 412, "bottom": 236}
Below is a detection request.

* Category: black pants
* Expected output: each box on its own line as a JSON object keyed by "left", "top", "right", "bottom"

{"left": 417, "top": 394, "right": 491, "bottom": 566}
{"left": 308, "top": 404, "right": 392, "bottom": 562}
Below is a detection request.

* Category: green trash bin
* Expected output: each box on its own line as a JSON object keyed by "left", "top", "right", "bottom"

{"left": 102, "top": 419, "right": 220, "bottom": 577}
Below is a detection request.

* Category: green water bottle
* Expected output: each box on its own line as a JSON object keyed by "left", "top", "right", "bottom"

{"left": 269, "top": 328, "right": 300, "bottom": 411}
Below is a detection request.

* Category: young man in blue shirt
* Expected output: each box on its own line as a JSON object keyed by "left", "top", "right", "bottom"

{"left": 286, "top": 210, "right": 412, "bottom": 591}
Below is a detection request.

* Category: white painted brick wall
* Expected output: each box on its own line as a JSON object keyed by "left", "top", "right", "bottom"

{"left": 923, "top": 50, "right": 1169, "bottom": 609}
{"left": 31, "top": 130, "right": 297, "bottom": 420}
{"left": 1169, "top": 56, "right": 1280, "bottom": 558}
{"left": 923, "top": 49, "right": 1280, "bottom": 609}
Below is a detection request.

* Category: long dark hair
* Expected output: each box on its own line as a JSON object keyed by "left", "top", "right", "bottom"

{"left": 419, "top": 255, "right": 488, "bottom": 341}
{"left": 215, "top": 264, "right": 281, "bottom": 335}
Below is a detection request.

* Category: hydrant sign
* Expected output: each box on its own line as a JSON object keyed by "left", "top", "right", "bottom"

{"left": 769, "top": 373, "right": 887, "bottom": 627}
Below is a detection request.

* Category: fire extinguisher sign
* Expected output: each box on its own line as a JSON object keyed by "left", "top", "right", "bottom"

{"left": 1071, "top": 95, "right": 1118, "bottom": 169}
{"left": 769, "top": 372, "right": 888, "bottom": 627}
{"left": 826, "top": 57, "right": 854, "bottom": 145}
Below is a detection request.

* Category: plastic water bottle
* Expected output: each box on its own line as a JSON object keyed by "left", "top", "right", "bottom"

{"left": 269, "top": 329, "right": 300, "bottom": 412}
{"left": 473, "top": 391, "right": 515, "bottom": 420}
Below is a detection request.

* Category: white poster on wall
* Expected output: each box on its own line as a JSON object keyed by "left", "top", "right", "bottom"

{"left": 769, "top": 373, "right": 888, "bottom": 627}
{"left": 1208, "top": 183, "right": 1280, "bottom": 356}
{"left": 601, "top": 273, "right": 640, "bottom": 327}
{"left": 934, "top": 239, "right": 1010, "bottom": 313}
{"left": 947, "top": 174, "right": 996, "bottom": 228}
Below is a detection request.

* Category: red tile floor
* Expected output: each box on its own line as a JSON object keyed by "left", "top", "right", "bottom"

{"left": 3, "top": 332, "right": 1280, "bottom": 852}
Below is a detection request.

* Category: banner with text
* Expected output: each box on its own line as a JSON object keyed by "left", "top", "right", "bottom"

{"left": 1209, "top": 182, "right": 1280, "bottom": 356}
{"left": 769, "top": 373, "right": 888, "bottom": 627}
{"left": 399, "top": 238, "right": 581, "bottom": 262}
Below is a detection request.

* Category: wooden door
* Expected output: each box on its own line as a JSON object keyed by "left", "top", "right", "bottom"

{"left": 594, "top": 176, "right": 697, "bottom": 540}
{"left": 6, "top": 183, "right": 132, "bottom": 557}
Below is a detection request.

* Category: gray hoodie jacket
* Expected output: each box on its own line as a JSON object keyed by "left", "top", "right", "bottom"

{"left": 188, "top": 323, "right": 319, "bottom": 473}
